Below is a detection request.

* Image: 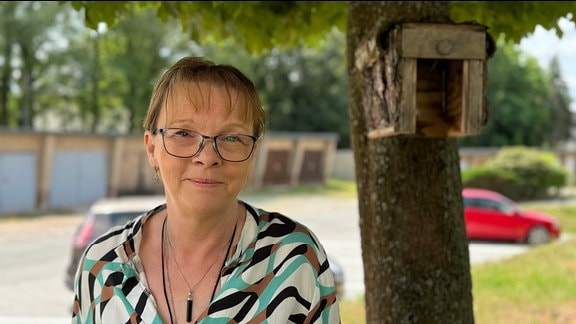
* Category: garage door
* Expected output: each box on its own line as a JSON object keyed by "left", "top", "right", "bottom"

{"left": 0, "top": 153, "right": 36, "bottom": 214}
{"left": 49, "top": 151, "right": 107, "bottom": 208}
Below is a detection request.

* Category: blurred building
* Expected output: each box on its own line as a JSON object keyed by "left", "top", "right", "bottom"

{"left": 0, "top": 130, "right": 338, "bottom": 215}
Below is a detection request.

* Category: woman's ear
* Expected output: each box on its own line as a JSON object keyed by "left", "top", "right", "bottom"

{"left": 144, "top": 130, "right": 157, "bottom": 168}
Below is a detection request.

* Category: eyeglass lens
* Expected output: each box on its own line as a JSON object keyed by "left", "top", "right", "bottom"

{"left": 159, "top": 128, "right": 254, "bottom": 162}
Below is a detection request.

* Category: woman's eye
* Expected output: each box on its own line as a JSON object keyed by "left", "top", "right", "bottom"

{"left": 223, "top": 135, "right": 240, "bottom": 142}
{"left": 174, "top": 130, "right": 191, "bottom": 137}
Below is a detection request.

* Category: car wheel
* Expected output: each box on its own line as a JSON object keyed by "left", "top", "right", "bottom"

{"left": 526, "top": 226, "right": 551, "bottom": 245}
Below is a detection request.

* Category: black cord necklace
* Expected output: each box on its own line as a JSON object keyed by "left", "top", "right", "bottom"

{"left": 161, "top": 215, "right": 237, "bottom": 323}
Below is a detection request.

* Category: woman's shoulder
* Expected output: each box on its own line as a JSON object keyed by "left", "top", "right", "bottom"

{"left": 82, "top": 217, "right": 141, "bottom": 262}
{"left": 243, "top": 201, "right": 304, "bottom": 226}
{"left": 81, "top": 206, "right": 158, "bottom": 265}
{"left": 241, "top": 201, "right": 324, "bottom": 249}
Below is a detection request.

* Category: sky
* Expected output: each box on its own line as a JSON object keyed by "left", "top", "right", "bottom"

{"left": 519, "top": 16, "right": 576, "bottom": 111}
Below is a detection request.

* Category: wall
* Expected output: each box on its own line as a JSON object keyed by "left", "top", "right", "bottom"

{"left": 331, "top": 149, "right": 356, "bottom": 181}
{"left": 331, "top": 146, "right": 576, "bottom": 183}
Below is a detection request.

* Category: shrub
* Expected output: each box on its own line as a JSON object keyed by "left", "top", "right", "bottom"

{"left": 462, "top": 146, "right": 568, "bottom": 201}
{"left": 461, "top": 167, "right": 523, "bottom": 200}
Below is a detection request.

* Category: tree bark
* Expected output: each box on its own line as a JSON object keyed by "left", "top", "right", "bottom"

{"left": 347, "top": 2, "right": 474, "bottom": 323}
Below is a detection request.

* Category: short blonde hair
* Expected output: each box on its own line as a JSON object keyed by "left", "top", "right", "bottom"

{"left": 143, "top": 56, "right": 267, "bottom": 138}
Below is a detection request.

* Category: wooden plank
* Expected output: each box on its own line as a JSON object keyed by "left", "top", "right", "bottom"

{"left": 399, "top": 58, "right": 417, "bottom": 134}
{"left": 461, "top": 60, "right": 484, "bottom": 134}
{"left": 400, "top": 23, "right": 486, "bottom": 60}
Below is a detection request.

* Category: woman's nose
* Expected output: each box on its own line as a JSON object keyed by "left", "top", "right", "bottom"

{"left": 192, "top": 138, "right": 222, "bottom": 165}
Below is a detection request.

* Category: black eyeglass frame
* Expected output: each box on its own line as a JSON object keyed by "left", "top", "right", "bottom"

{"left": 152, "top": 127, "right": 258, "bottom": 162}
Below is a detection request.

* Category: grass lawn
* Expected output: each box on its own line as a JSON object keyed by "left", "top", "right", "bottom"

{"left": 340, "top": 237, "right": 576, "bottom": 323}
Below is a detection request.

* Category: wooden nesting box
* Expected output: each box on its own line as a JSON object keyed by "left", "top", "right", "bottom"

{"left": 368, "top": 22, "right": 490, "bottom": 138}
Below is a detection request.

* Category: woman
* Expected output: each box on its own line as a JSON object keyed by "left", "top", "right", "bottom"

{"left": 72, "top": 56, "right": 341, "bottom": 323}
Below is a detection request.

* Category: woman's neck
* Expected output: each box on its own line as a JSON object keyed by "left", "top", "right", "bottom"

{"left": 164, "top": 201, "right": 241, "bottom": 256}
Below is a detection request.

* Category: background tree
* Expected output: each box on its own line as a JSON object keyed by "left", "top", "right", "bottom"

{"left": 258, "top": 29, "right": 350, "bottom": 148}
{"left": 0, "top": 1, "right": 42, "bottom": 128}
{"left": 459, "top": 38, "right": 552, "bottom": 147}
{"left": 199, "top": 29, "right": 351, "bottom": 147}
{"left": 545, "top": 56, "right": 574, "bottom": 147}
{"left": 11, "top": 2, "right": 64, "bottom": 129}
{"left": 99, "top": 6, "right": 176, "bottom": 132}
{"left": 0, "top": 2, "right": 16, "bottom": 127}
{"left": 0, "top": 1, "right": 94, "bottom": 131}
{"left": 35, "top": 22, "right": 102, "bottom": 131}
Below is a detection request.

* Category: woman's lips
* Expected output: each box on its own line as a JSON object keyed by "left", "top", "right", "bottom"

{"left": 188, "top": 178, "right": 221, "bottom": 186}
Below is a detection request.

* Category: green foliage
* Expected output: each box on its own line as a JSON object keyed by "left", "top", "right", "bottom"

{"left": 450, "top": 1, "right": 576, "bottom": 43}
{"left": 461, "top": 166, "right": 521, "bottom": 198}
{"left": 487, "top": 146, "right": 568, "bottom": 194}
{"left": 68, "top": 1, "right": 576, "bottom": 49}
{"left": 69, "top": 1, "right": 132, "bottom": 30}
{"left": 2, "top": 1, "right": 65, "bottom": 128}
{"left": 253, "top": 29, "right": 350, "bottom": 147}
{"left": 462, "top": 146, "right": 568, "bottom": 200}
{"left": 68, "top": 1, "right": 348, "bottom": 54}
{"left": 545, "top": 57, "right": 574, "bottom": 145}
{"left": 100, "top": 6, "right": 176, "bottom": 131}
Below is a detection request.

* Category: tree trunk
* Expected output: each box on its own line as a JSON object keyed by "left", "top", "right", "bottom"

{"left": 347, "top": 2, "right": 474, "bottom": 323}
{"left": 18, "top": 44, "right": 34, "bottom": 129}
{"left": 0, "top": 3, "right": 16, "bottom": 127}
{"left": 89, "top": 33, "right": 101, "bottom": 133}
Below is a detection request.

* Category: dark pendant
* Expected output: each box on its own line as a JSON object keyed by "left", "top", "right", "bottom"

{"left": 186, "top": 296, "right": 193, "bottom": 322}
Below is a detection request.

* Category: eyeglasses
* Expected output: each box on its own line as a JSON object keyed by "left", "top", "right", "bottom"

{"left": 152, "top": 128, "right": 257, "bottom": 162}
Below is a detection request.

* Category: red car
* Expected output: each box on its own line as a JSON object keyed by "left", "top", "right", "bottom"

{"left": 463, "top": 188, "right": 561, "bottom": 245}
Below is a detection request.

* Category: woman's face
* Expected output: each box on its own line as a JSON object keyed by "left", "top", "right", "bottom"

{"left": 144, "top": 82, "right": 255, "bottom": 215}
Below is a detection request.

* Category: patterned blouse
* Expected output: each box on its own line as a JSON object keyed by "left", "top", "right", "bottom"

{"left": 72, "top": 201, "right": 341, "bottom": 323}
